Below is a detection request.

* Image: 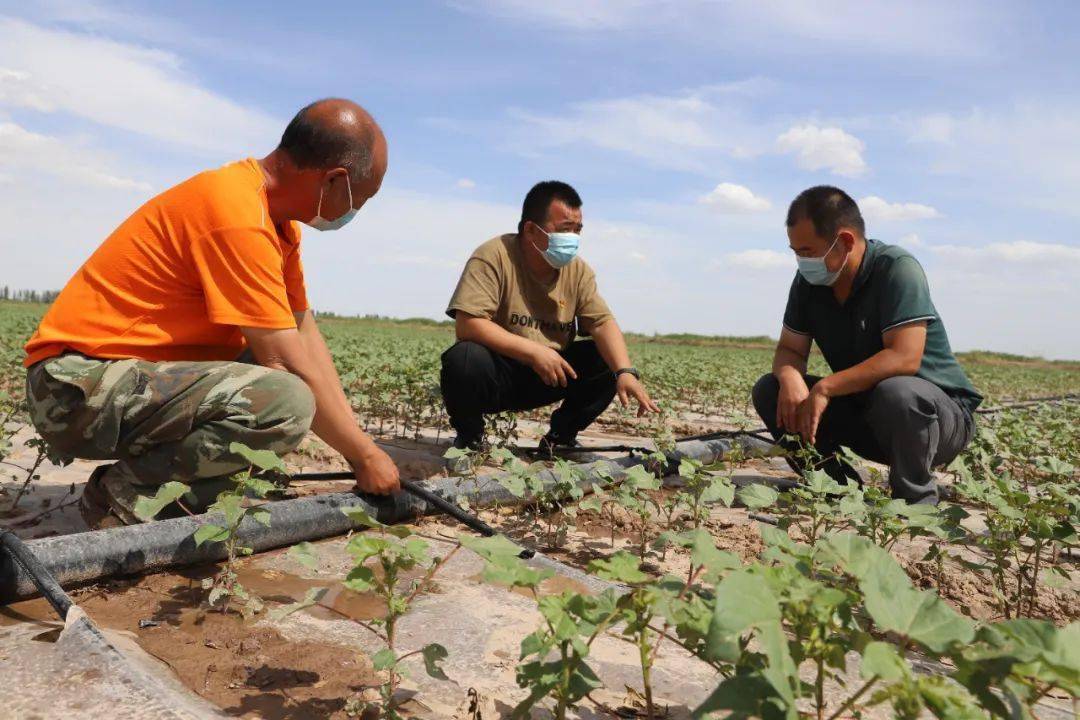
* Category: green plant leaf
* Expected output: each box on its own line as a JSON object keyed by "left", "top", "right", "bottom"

{"left": 861, "top": 641, "right": 909, "bottom": 682}
{"left": 341, "top": 505, "right": 385, "bottom": 529}
{"left": 737, "top": 483, "right": 779, "bottom": 510}
{"left": 133, "top": 481, "right": 191, "bottom": 522}
{"left": 861, "top": 560, "right": 974, "bottom": 653}
{"left": 421, "top": 643, "right": 449, "bottom": 680}
{"left": 588, "top": 550, "right": 649, "bottom": 584}
{"left": 249, "top": 508, "right": 271, "bottom": 527}
{"left": 229, "top": 441, "right": 286, "bottom": 473}
{"left": 372, "top": 648, "right": 397, "bottom": 671}
{"left": 193, "top": 523, "right": 229, "bottom": 547}
{"left": 269, "top": 587, "right": 327, "bottom": 621}
{"left": 343, "top": 565, "right": 377, "bottom": 593}
{"left": 288, "top": 541, "right": 320, "bottom": 570}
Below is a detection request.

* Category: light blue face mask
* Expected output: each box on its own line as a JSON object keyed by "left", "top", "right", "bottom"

{"left": 796, "top": 235, "right": 848, "bottom": 286}
{"left": 532, "top": 224, "right": 580, "bottom": 269}
{"left": 306, "top": 176, "right": 357, "bottom": 231}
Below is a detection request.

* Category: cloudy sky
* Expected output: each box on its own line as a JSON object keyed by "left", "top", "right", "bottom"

{"left": 1, "top": 1, "right": 1078, "bottom": 358}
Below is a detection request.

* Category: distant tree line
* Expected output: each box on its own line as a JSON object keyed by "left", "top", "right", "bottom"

{"left": 0, "top": 287, "right": 60, "bottom": 303}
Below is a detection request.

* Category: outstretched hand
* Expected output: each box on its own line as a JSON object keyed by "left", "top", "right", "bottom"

{"left": 617, "top": 373, "right": 660, "bottom": 416}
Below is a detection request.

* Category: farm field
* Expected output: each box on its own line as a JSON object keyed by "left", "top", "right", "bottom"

{"left": 1, "top": 299, "right": 1079, "bottom": 719}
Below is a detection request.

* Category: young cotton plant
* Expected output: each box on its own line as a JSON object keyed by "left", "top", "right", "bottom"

{"left": 671, "top": 457, "right": 736, "bottom": 531}
{"left": 134, "top": 441, "right": 282, "bottom": 616}
{"left": 335, "top": 506, "right": 453, "bottom": 719}
{"left": 462, "top": 534, "right": 623, "bottom": 719}
{"left": 580, "top": 465, "right": 661, "bottom": 561}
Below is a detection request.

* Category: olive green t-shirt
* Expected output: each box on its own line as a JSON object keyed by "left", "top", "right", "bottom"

{"left": 783, "top": 239, "right": 983, "bottom": 413}
{"left": 446, "top": 234, "right": 614, "bottom": 350}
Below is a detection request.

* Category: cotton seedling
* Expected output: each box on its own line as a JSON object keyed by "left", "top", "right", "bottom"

{"left": 331, "top": 506, "right": 453, "bottom": 719}
{"left": 133, "top": 441, "right": 282, "bottom": 615}
{"left": 672, "top": 457, "right": 735, "bottom": 531}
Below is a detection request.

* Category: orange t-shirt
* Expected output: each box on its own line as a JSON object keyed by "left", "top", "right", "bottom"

{"left": 24, "top": 159, "right": 309, "bottom": 366}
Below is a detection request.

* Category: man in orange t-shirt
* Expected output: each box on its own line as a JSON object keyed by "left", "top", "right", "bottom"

{"left": 24, "top": 98, "right": 400, "bottom": 525}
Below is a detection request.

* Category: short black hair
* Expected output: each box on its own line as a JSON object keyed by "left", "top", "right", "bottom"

{"left": 786, "top": 185, "right": 865, "bottom": 239}
{"left": 518, "top": 181, "right": 582, "bottom": 235}
{"left": 277, "top": 99, "right": 375, "bottom": 183}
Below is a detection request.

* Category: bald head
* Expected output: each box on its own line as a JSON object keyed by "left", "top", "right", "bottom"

{"left": 277, "top": 98, "right": 387, "bottom": 184}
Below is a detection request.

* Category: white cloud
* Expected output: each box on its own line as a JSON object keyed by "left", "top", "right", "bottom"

{"left": 699, "top": 183, "right": 771, "bottom": 213}
{"left": 898, "top": 233, "right": 924, "bottom": 248}
{"left": 455, "top": 178, "right": 476, "bottom": 189}
{"left": 718, "top": 249, "right": 793, "bottom": 272}
{"left": 0, "top": 16, "right": 280, "bottom": 155}
{"left": 931, "top": 241, "right": 1080, "bottom": 266}
{"left": 508, "top": 84, "right": 769, "bottom": 173}
{"left": 859, "top": 196, "right": 941, "bottom": 223}
{"left": 776, "top": 124, "right": 867, "bottom": 177}
{"left": 0, "top": 121, "right": 150, "bottom": 191}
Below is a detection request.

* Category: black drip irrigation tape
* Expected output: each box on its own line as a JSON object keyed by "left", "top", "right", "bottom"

{"left": 0, "top": 531, "right": 73, "bottom": 620}
{"left": 0, "top": 433, "right": 773, "bottom": 604}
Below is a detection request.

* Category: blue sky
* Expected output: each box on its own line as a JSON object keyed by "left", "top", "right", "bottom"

{"left": 1, "top": 0, "right": 1079, "bottom": 358}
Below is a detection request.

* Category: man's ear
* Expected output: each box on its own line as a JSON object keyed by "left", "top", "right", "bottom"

{"left": 838, "top": 229, "right": 859, "bottom": 252}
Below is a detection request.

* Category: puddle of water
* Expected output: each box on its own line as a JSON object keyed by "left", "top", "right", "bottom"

{"left": 233, "top": 565, "right": 385, "bottom": 623}
{"left": 468, "top": 570, "right": 592, "bottom": 600}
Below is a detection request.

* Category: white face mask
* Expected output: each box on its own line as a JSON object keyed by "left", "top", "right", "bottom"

{"left": 305, "top": 176, "right": 357, "bottom": 231}
{"left": 796, "top": 235, "right": 849, "bottom": 286}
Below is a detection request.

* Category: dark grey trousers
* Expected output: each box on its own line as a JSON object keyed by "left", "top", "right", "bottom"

{"left": 751, "top": 373, "right": 975, "bottom": 504}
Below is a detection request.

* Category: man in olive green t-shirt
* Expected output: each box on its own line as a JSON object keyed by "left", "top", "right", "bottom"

{"left": 753, "top": 186, "right": 983, "bottom": 504}
{"left": 442, "top": 180, "right": 659, "bottom": 452}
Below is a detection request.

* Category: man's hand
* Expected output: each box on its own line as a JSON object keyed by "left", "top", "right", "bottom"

{"left": 350, "top": 445, "right": 400, "bottom": 495}
{"left": 795, "top": 385, "right": 830, "bottom": 446}
{"left": 528, "top": 345, "right": 578, "bottom": 387}
{"left": 616, "top": 373, "right": 660, "bottom": 416}
{"left": 776, "top": 373, "right": 810, "bottom": 432}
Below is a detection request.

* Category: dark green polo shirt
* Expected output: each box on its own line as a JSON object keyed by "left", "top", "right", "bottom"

{"left": 783, "top": 239, "right": 982, "bottom": 413}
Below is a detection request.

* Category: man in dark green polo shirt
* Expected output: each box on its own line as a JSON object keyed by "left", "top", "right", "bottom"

{"left": 752, "top": 186, "right": 982, "bottom": 504}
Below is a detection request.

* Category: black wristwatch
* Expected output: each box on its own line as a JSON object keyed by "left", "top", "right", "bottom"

{"left": 615, "top": 367, "right": 641, "bottom": 380}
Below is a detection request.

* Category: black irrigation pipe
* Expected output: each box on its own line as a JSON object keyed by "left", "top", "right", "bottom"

{"left": 0, "top": 531, "right": 73, "bottom": 620}
{"left": 291, "top": 476, "right": 536, "bottom": 559}
{"left": 0, "top": 434, "right": 772, "bottom": 604}
{"left": 499, "top": 427, "right": 775, "bottom": 456}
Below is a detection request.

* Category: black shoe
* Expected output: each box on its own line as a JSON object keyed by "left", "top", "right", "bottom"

{"left": 533, "top": 433, "right": 580, "bottom": 460}
{"left": 453, "top": 434, "right": 486, "bottom": 452}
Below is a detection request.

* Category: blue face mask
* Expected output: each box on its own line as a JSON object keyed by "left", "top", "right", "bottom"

{"left": 532, "top": 225, "right": 580, "bottom": 268}
{"left": 796, "top": 235, "right": 848, "bottom": 286}
{"left": 306, "top": 177, "right": 357, "bottom": 231}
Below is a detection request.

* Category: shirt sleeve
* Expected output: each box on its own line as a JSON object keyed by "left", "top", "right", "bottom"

{"left": 782, "top": 275, "right": 811, "bottom": 335}
{"left": 575, "top": 264, "right": 614, "bottom": 333}
{"left": 283, "top": 244, "right": 309, "bottom": 314}
{"left": 446, "top": 257, "right": 501, "bottom": 319}
{"left": 190, "top": 227, "right": 297, "bottom": 329}
{"left": 879, "top": 256, "right": 938, "bottom": 333}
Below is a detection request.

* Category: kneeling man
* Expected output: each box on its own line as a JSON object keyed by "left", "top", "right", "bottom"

{"left": 753, "top": 186, "right": 982, "bottom": 504}
{"left": 442, "top": 181, "right": 658, "bottom": 452}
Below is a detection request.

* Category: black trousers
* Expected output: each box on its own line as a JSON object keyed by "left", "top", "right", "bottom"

{"left": 751, "top": 373, "right": 975, "bottom": 504}
{"left": 440, "top": 340, "right": 617, "bottom": 446}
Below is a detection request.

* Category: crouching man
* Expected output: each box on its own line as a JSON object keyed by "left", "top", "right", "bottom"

{"left": 441, "top": 181, "right": 659, "bottom": 453}
{"left": 752, "top": 186, "right": 982, "bottom": 504}
{"left": 23, "top": 99, "right": 400, "bottom": 525}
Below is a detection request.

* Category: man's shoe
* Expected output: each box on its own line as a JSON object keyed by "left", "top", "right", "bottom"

{"left": 532, "top": 433, "right": 581, "bottom": 460}
{"left": 80, "top": 462, "right": 154, "bottom": 528}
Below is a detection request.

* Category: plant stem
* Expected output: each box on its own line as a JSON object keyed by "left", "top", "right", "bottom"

{"left": 825, "top": 676, "right": 877, "bottom": 720}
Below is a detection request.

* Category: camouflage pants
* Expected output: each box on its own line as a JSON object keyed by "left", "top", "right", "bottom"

{"left": 25, "top": 353, "right": 315, "bottom": 487}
